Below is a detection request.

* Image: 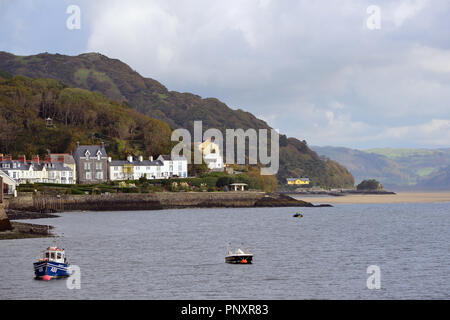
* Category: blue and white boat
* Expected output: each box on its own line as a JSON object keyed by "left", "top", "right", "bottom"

{"left": 33, "top": 246, "right": 70, "bottom": 280}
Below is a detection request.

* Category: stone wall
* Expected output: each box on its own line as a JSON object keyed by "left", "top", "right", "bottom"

{"left": 7, "top": 192, "right": 267, "bottom": 212}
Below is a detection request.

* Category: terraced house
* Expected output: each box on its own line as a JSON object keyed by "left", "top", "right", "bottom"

{"left": 73, "top": 143, "right": 108, "bottom": 184}
{"left": 0, "top": 154, "right": 75, "bottom": 185}
{"left": 108, "top": 154, "right": 188, "bottom": 181}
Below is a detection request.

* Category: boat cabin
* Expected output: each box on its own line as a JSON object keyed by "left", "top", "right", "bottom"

{"left": 40, "top": 246, "right": 66, "bottom": 263}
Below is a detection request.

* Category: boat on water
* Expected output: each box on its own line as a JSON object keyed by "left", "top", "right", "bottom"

{"left": 225, "top": 244, "right": 253, "bottom": 264}
{"left": 293, "top": 211, "right": 303, "bottom": 218}
{"left": 33, "top": 246, "right": 70, "bottom": 280}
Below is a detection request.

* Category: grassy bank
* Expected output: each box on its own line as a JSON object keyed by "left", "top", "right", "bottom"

{"left": 17, "top": 170, "right": 277, "bottom": 195}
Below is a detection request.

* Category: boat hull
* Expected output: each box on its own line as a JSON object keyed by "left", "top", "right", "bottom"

{"left": 225, "top": 255, "right": 253, "bottom": 264}
{"left": 33, "top": 261, "right": 70, "bottom": 279}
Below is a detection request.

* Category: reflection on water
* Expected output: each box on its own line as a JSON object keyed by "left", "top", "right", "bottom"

{"left": 0, "top": 203, "right": 449, "bottom": 299}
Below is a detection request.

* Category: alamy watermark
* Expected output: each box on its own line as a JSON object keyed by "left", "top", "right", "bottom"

{"left": 66, "top": 265, "right": 81, "bottom": 289}
{"left": 366, "top": 265, "right": 381, "bottom": 289}
{"left": 66, "top": 5, "right": 81, "bottom": 30}
{"left": 171, "top": 121, "right": 280, "bottom": 175}
{"left": 366, "top": 5, "right": 381, "bottom": 30}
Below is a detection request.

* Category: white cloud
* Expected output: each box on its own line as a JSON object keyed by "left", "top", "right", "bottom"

{"left": 390, "top": 0, "right": 429, "bottom": 27}
{"left": 81, "top": 0, "right": 450, "bottom": 148}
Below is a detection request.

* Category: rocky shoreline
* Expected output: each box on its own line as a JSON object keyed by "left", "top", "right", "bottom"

{"left": 7, "top": 191, "right": 332, "bottom": 213}
{"left": 0, "top": 221, "right": 54, "bottom": 240}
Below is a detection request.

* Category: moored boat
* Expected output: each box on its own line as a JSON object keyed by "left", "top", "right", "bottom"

{"left": 293, "top": 211, "right": 303, "bottom": 218}
{"left": 33, "top": 246, "right": 70, "bottom": 280}
{"left": 225, "top": 244, "right": 253, "bottom": 264}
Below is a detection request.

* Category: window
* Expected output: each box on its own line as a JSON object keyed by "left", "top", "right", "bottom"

{"left": 96, "top": 172, "right": 103, "bottom": 180}
{"left": 86, "top": 172, "right": 91, "bottom": 180}
{"left": 84, "top": 162, "right": 91, "bottom": 170}
{"left": 95, "top": 162, "right": 102, "bottom": 170}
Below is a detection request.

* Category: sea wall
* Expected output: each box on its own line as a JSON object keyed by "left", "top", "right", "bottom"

{"left": 8, "top": 192, "right": 270, "bottom": 212}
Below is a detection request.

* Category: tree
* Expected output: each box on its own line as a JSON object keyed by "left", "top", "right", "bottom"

{"left": 216, "top": 176, "right": 235, "bottom": 189}
{"left": 357, "top": 179, "right": 383, "bottom": 191}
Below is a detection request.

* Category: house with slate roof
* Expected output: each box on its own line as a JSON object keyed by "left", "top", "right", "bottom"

{"left": 73, "top": 142, "right": 108, "bottom": 184}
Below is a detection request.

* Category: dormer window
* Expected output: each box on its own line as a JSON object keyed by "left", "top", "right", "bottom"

{"left": 85, "top": 150, "right": 91, "bottom": 160}
{"left": 96, "top": 150, "right": 102, "bottom": 160}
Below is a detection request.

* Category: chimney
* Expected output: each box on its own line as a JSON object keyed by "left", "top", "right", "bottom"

{"left": 18, "top": 155, "right": 26, "bottom": 163}
{"left": 0, "top": 154, "right": 3, "bottom": 162}
{"left": 108, "top": 157, "right": 112, "bottom": 163}
{"left": 139, "top": 156, "right": 143, "bottom": 162}
{"left": 149, "top": 156, "right": 153, "bottom": 161}
{"left": 101, "top": 141, "right": 105, "bottom": 149}
{"left": 127, "top": 155, "right": 133, "bottom": 163}
{"left": 4, "top": 155, "right": 12, "bottom": 161}
{"left": 76, "top": 141, "right": 80, "bottom": 148}
{"left": 32, "top": 155, "right": 40, "bottom": 164}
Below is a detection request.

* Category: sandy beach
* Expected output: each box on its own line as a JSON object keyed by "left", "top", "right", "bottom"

{"left": 294, "top": 192, "right": 450, "bottom": 205}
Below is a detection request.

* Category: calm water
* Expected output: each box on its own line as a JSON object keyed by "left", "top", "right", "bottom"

{"left": 0, "top": 203, "right": 449, "bottom": 300}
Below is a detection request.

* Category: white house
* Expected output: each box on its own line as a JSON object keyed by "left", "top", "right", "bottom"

{"left": 157, "top": 155, "right": 188, "bottom": 178}
{"left": 196, "top": 138, "right": 224, "bottom": 170}
{"left": 0, "top": 169, "right": 17, "bottom": 194}
{"left": 44, "top": 162, "right": 75, "bottom": 184}
{"left": 108, "top": 156, "right": 165, "bottom": 181}
{"left": 0, "top": 159, "right": 75, "bottom": 185}
{"left": 108, "top": 154, "right": 188, "bottom": 181}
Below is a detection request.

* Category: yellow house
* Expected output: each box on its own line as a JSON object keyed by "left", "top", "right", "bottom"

{"left": 197, "top": 138, "right": 221, "bottom": 156}
{"left": 286, "top": 178, "right": 310, "bottom": 185}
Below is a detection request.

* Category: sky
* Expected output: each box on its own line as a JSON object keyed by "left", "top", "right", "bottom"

{"left": 1, "top": 0, "right": 449, "bottom": 149}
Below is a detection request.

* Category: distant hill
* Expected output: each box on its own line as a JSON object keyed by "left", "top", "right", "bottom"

{"left": 0, "top": 52, "right": 354, "bottom": 188}
{"left": 365, "top": 148, "right": 450, "bottom": 179}
{"left": 312, "top": 146, "right": 450, "bottom": 190}
{"left": 418, "top": 165, "right": 450, "bottom": 190}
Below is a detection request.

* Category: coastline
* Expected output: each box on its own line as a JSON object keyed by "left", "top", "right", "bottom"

{"left": 0, "top": 192, "right": 329, "bottom": 240}
{"left": 6, "top": 192, "right": 330, "bottom": 213}
{"left": 293, "top": 191, "right": 450, "bottom": 205}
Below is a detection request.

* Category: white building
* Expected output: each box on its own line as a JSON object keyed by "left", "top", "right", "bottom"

{"left": 109, "top": 156, "right": 165, "bottom": 181}
{"left": 196, "top": 138, "right": 224, "bottom": 170}
{"left": 157, "top": 155, "right": 188, "bottom": 178}
{"left": 0, "top": 169, "right": 17, "bottom": 194}
{"left": 0, "top": 160, "right": 75, "bottom": 185}
{"left": 108, "top": 155, "right": 188, "bottom": 181}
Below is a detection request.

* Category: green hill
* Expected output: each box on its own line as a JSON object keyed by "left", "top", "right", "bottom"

{"left": 365, "top": 148, "right": 450, "bottom": 179}
{"left": 418, "top": 165, "right": 450, "bottom": 190}
{"left": 0, "top": 51, "right": 354, "bottom": 188}
{"left": 0, "top": 74, "right": 172, "bottom": 159}
{"left": 313, "top": 146, "right": 450, "bottom": 190}
{"left": 312, "top": 146, "right": 412, "bottom": 186}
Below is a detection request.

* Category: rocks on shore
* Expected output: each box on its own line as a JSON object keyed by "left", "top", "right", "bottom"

{"left": 0, "top": 221, "right": 53, "bottom": 240}
{"left": 0, "top": 207, "right": 12, "bottom": 231}
{"left": 254, "top": 193, "right": 332, "bottom": 207}
{"left": 6, "top": 209, "right": 60, "bottom": 220}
